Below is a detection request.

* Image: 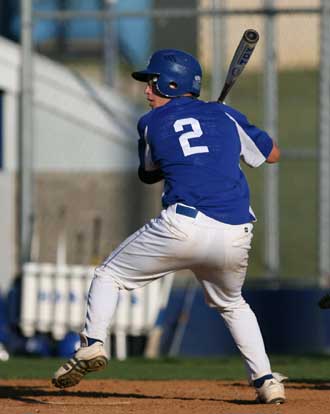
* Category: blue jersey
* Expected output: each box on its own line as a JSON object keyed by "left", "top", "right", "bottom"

{"left": 137, "top": 97, "right": 273, "bottom": 225}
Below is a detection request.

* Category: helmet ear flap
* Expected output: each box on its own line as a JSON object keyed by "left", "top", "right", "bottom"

{"left": 169, "top": 81, "right": 179, "bottom": 91}
{"left": 148, "top": 76, "right": 168, "bottom": 98}
{"left": 156, "top": 72, "right": 200, "bottom": 98}
{"left": 155, "top": 74, "right": 180, "bottom": 98}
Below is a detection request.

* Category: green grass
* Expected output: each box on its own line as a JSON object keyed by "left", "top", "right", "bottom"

{"left": 1, "top": 355, "right": 330, "bottom": 382}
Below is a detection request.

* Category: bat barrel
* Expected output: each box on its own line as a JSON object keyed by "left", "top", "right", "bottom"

{"left": 217, "top": 28, "right": 260, "bottom": 103}
{"left": 244, "top": 29, "right": 259, "bottom": 44}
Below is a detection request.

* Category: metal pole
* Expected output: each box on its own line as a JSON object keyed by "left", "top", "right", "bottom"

{"left": 57, "top": 0, "right": 68, "bottom": 55}
{"left": 103, "top": 0, "right": 118, "bottom": 87}
{"left": 19, "top": 0, "right": 34, "bottom": 264}
{"left": 33, "top": 7, "right": 322, "bottom": 21}
{"left": 211, "top": 0, "right": 226, "bottom": 100}
{"left": 318, "top": 0, "right": 330, "bottom": 286}
{"left": 263, "top": 0, "right": 280, "bottom": 279}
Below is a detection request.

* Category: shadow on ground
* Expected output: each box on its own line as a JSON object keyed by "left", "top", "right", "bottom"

{"left": 0, "top": 384, "right": 258, "bottom": 406}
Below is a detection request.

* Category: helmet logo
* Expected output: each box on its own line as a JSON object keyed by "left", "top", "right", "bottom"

{"left": 163, "top": 54, "right": 177, "bottom": 63}
{"left": 193, "top": 75, "right": 201, "bottom": 88}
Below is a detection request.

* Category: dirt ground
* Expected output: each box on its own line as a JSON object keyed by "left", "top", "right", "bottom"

{"left": 0, "top": 379, "right": 330, "bottom": 414}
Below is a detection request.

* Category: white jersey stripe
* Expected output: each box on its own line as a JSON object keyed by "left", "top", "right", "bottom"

{"left": 225, "top": 112, "right": 266, "bottom": 168}
{"left": 144, "top": 125, "right": 159, "bottom": 171}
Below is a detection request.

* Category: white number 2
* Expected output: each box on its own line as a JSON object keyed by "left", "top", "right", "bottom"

{"left": 173, "top": 118, "right": 209, "bottom": 157}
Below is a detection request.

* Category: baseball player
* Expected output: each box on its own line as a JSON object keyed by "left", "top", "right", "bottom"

{"left": 52, "top": 49, "right": 286, "bottom": 404}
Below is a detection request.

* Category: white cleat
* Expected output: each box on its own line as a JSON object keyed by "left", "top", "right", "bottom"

{"left": 272, "top": 371, "right": 288, "bottom": 383}
{"left": 52, "top": 340, "right": 108, "bottom": 389}
{"left": 255, "top": 377, "right": 286, "bottom": 404}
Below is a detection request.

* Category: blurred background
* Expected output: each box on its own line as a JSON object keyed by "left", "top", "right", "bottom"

{"left": 0, "top": 0, "right": 330, "bottom": 361}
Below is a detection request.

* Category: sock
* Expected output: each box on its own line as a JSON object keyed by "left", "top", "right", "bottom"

{"left": 253, "top": 374, "right": 273, "bottom": 388}
{"left": 86, "top": 336, "right": 103, "bottom": 347}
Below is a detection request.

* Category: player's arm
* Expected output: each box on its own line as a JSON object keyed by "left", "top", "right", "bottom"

{"left": 266, "top": 141, "right": 280, "bottom": 163}
{"left": 138, "top": 136, "right": 164, "bottom": 184}
{"left": 138, "top": 165, "right": 164, "bottom": 184}
{"left": 224, "top": 108, "right": 279, "bottom": 168}
{"left": 137, "top": 119, "right": 164, "bottom": 184}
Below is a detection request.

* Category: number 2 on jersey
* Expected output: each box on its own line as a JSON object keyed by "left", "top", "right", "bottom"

{"left": 173, "top": 118, "right": 209, "bottom": 157}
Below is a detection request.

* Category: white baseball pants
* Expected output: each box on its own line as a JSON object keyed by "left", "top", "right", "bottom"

{"left": 82, "top": 203, "right": 272, "bottom": 381}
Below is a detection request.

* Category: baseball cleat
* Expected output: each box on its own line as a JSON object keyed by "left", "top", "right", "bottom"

{"left": 52, "top": 341, "right": 108, "bottom": 388}
{"left": 255, "top": 377, "right": 286, "bottom": 404}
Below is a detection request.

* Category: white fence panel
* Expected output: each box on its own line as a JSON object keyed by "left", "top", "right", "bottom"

{"left": 52, "top": 264, "right": 69, "bottom": 340}
{"left": 20, "top": 263, "right": 174, "bottom": 359}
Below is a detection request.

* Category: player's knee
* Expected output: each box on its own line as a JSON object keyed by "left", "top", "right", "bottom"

{"left": 94, "top": 265, "right": 124, "bottom": 289}
{"left": 211, "top": 296, "right": 249, "bottom": 313}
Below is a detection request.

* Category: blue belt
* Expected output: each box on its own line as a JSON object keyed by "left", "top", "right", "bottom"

{"left": 175, "top": 204, "right": 198, "bottom": 218}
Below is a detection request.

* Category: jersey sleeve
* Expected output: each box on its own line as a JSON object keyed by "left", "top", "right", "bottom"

{"left": 137, "top": 113, "right": 161, "bottom": 173}
{"left": 224, "top": 106, "right": 274, "bottom": 168}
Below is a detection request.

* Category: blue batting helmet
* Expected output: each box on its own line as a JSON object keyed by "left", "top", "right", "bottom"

{"left": 132, "top": 49, "right": 202, "bottom": 98}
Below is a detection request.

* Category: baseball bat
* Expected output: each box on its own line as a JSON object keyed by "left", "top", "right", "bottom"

{"left": 217, "top": 29, "right": 260, "bottom": 103}
{"left": 168, "top": 276, "right": 198, "bottom": 357}
{"left": 144, "top": 273, "right": 174, "bottom": 359}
